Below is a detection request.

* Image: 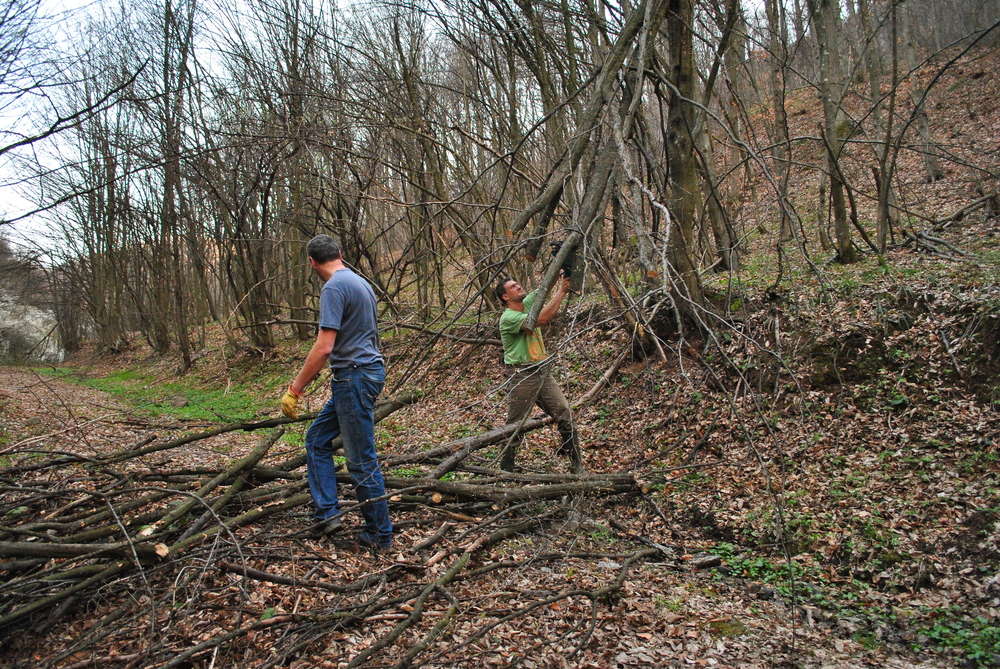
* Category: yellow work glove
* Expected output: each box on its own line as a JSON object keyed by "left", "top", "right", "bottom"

{"left": 281, "top": 385, "right": 302, "bottom": 420}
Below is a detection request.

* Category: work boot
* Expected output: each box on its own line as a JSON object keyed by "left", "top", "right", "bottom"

{"left": 499, "top": 443, "right": 517, "bottom": 472}
{"left": 309, "top": 516, "right": 343, "bottom": 537}
{"left": 556, "top": 426, "right": 578, "bottom": 456}
{"left": 499, "top": 435, "right": 524, "bottom": 472}
{"left": 562, "top": 430, "right": 586, "bottom": 475}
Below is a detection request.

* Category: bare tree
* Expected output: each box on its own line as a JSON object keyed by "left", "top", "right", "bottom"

{"left": 808, "top": 0, "right": 856, "bottom": 263}
{"left": 898, "top": 0, "right": 944, "bottom": 183}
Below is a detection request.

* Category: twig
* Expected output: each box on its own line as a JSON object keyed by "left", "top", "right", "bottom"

{"left": 389, "top": 604, "right": 459, "bottom": 669}
{"left": 0, "top": 413, "right": 119, "bottom": 457}
{"left": 392, "top": 322, "right": 501, "bottom": 346}
{"left": 217, "top": 562, "right": 377, "bottom": 593}
{"left": 345, "top": 553, "right": 470, "bottom": 668}
{"left": 411, "top": 521, "right": 455, "bottom": 552}
{"left": 0, "top": 563, "right": 127, "bottom": 628}
{"left": 102, "top": 394, "right": 415, "bottom": 466}
{"left": 387, "top": 417, "right": 552, "bottom": 469}
{"left": 932, "top": 193, "right": 998, "bottom": 230}
{"left": 149, "top": 429, "right": 284, "bottom": 540}
{"left": 572, "top": 348, "right": 629, "bottom": 408}
{"left": 430, "top": 549, "right": 658, "bottom": 661}
{"left": 681, "top": 416, "right": 720, "bottom": 465}
{"left": 156, "top": 615, "right": 300, "bottom": 669}
{"left": 58, "top": 654, "right": 142, "bottom": 669}
{"left": 276, "top": 394, "right": 419, "bottom": 472}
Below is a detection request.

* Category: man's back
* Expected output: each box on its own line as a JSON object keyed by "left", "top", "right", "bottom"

{"left": 319, "top": 269, "right": 383, "bottom": 369}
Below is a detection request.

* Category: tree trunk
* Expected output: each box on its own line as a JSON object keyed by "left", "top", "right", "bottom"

{"left": 810, "top": 0, "right": 856, "bottom": 263}
{"left": 765, "top": 0, "right": 793, "bottom": 244}
{"left": 666, "top": 0, "right": 708, "bottom": 310}
{"left": 899, "top": 0, "right": 944, "bottom": 183}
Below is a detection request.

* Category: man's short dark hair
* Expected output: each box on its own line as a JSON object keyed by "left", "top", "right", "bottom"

{"left": 494, "top": 277, "right": 513, "bottom": 305}
{"left": 307, "top": 235, "right": 342, "bottom": 263}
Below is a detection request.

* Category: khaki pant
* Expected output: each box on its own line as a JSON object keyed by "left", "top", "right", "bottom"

{"left": 502, "top": 364, "right": 583, "bottom": 473}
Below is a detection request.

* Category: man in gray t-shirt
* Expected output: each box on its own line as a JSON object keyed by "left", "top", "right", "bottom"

{"left": 281, "top": 235, "right": 392, "bottom": 550}
{"left": 317, "top": 267, "right": 383, "bottom": 369}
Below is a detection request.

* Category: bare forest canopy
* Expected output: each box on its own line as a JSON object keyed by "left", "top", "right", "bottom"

{"left": 0, "top": 0, "right": 994, "bottom": 368}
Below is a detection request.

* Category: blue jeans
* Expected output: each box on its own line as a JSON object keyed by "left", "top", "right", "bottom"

{"left": 305, "top": 362, "right": 392, "bottom": 547}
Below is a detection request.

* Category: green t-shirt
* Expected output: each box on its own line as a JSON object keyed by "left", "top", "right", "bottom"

{"left": 499, "top": 290, "right": 547, "bottom": 365}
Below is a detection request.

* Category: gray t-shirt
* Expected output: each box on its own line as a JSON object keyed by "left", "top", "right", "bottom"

{"left": 318, "top": 268, "right": 384, "bottom": 369}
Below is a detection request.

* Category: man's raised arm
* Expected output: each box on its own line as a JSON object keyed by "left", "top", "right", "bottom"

{"left": 532, "top": 273, "right": 571, "bottom": 329}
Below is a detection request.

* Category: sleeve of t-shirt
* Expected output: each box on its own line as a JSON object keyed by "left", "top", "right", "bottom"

{"left": 500, "top": 309, "right": 528, "bottom": 336}
{"left": 318, "top": 283, "right": 345, "bottom": 331}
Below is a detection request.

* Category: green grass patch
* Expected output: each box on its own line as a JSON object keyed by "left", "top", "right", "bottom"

{"left": 42, "top": 367, "right": 269, "bottom": 423}
{"left": 854, "top": 629, "right": 881, "bottom": 650}
{"left": 281, "top": 431, "right": 305, "bottom": 447}
{"left": 655, "top": 596, "right": 684, "bottom": 613}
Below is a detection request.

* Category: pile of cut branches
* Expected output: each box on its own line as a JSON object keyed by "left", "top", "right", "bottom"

{"left": 0, "top": 392, "right": 693, "bottom": 668}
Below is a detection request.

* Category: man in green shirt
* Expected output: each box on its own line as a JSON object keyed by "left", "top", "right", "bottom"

{"left": 494, "top": 274, "right": 584, "bottom": 475}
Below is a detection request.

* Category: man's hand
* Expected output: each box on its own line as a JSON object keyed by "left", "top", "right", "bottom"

{"left": 281, "top": 385, "right": 302, "bottom": 420}
{"left": 535, "top": 272, "right": 572, "bottom": 328}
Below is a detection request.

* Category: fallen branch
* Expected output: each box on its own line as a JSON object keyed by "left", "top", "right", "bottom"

{"left": 0, "top": 563, "right": 127, "bottom": 628}
{"left": 900, "top": 228, "right": 970, "bottom": 261}
{"left": 424, "top": 508, "right": 564, "bottom": 567}
{"left": 0, "top": 540, "right": 165, "bottom": 561}
{"left": 933, "top": 193, "right": 999, "bottom": 230}
{"left": 386, "top": 417, "right": 552, "bottom": 470}
{"left": 147, "top": 428, "right": 284, "bottom": 540}
{"left": 389, "top": 603, "right": 458, "bottom": 669}
{"left": 345, "top": 552, "right": 470, "bottom": 668}
{"left": 376, "top": 474, "right": 636, "bottom": 504}
{"left": 572, "top": 348, "right": 629, "bottom": 408}
{"left": 410, "top": 521, "right": 455, "bottom": 552}
{"left": 217, "top": 561, "right": 376, "bottom": 594}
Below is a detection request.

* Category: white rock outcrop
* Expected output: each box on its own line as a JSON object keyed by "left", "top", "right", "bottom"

{"left": 0, "top": 290, "right": 64, "bottom": 363}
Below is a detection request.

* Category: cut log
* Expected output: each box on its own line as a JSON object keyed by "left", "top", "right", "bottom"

{"left": 0, "top": 541, "right": 166, "bottom": 561}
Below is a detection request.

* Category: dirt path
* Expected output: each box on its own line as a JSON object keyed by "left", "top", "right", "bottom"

{"left": 0, "top": 366, "right": 134, "bottom": 460}
{"left": 0, "top": 366, "right": 271, "bottom": 469}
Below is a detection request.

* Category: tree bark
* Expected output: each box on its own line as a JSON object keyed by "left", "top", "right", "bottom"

{"left": 765, "top": 0, "right": 793, "bottom": 245}
{"left": 665, "top": 0, "right": 708, "bottom": 310}
{"left": 899, "top": 0, "right": 945, "bottom": 183}
{"left": 810, "top": 0, "right": 857, "bottom": 263}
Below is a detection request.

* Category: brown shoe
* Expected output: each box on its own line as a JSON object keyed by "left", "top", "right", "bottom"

{"left": 358, "top": 538, "right": 393, "bottom": 555}
{"left": 309, "top": 517, "right": 343, "bottom": 538}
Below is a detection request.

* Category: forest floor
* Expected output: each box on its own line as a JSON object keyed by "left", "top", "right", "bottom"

{"left": 3, "top": 45, "right": 1000, "bottom": 669}
{"left": 2, "top": 201, "right": 999, "bottom": 668}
